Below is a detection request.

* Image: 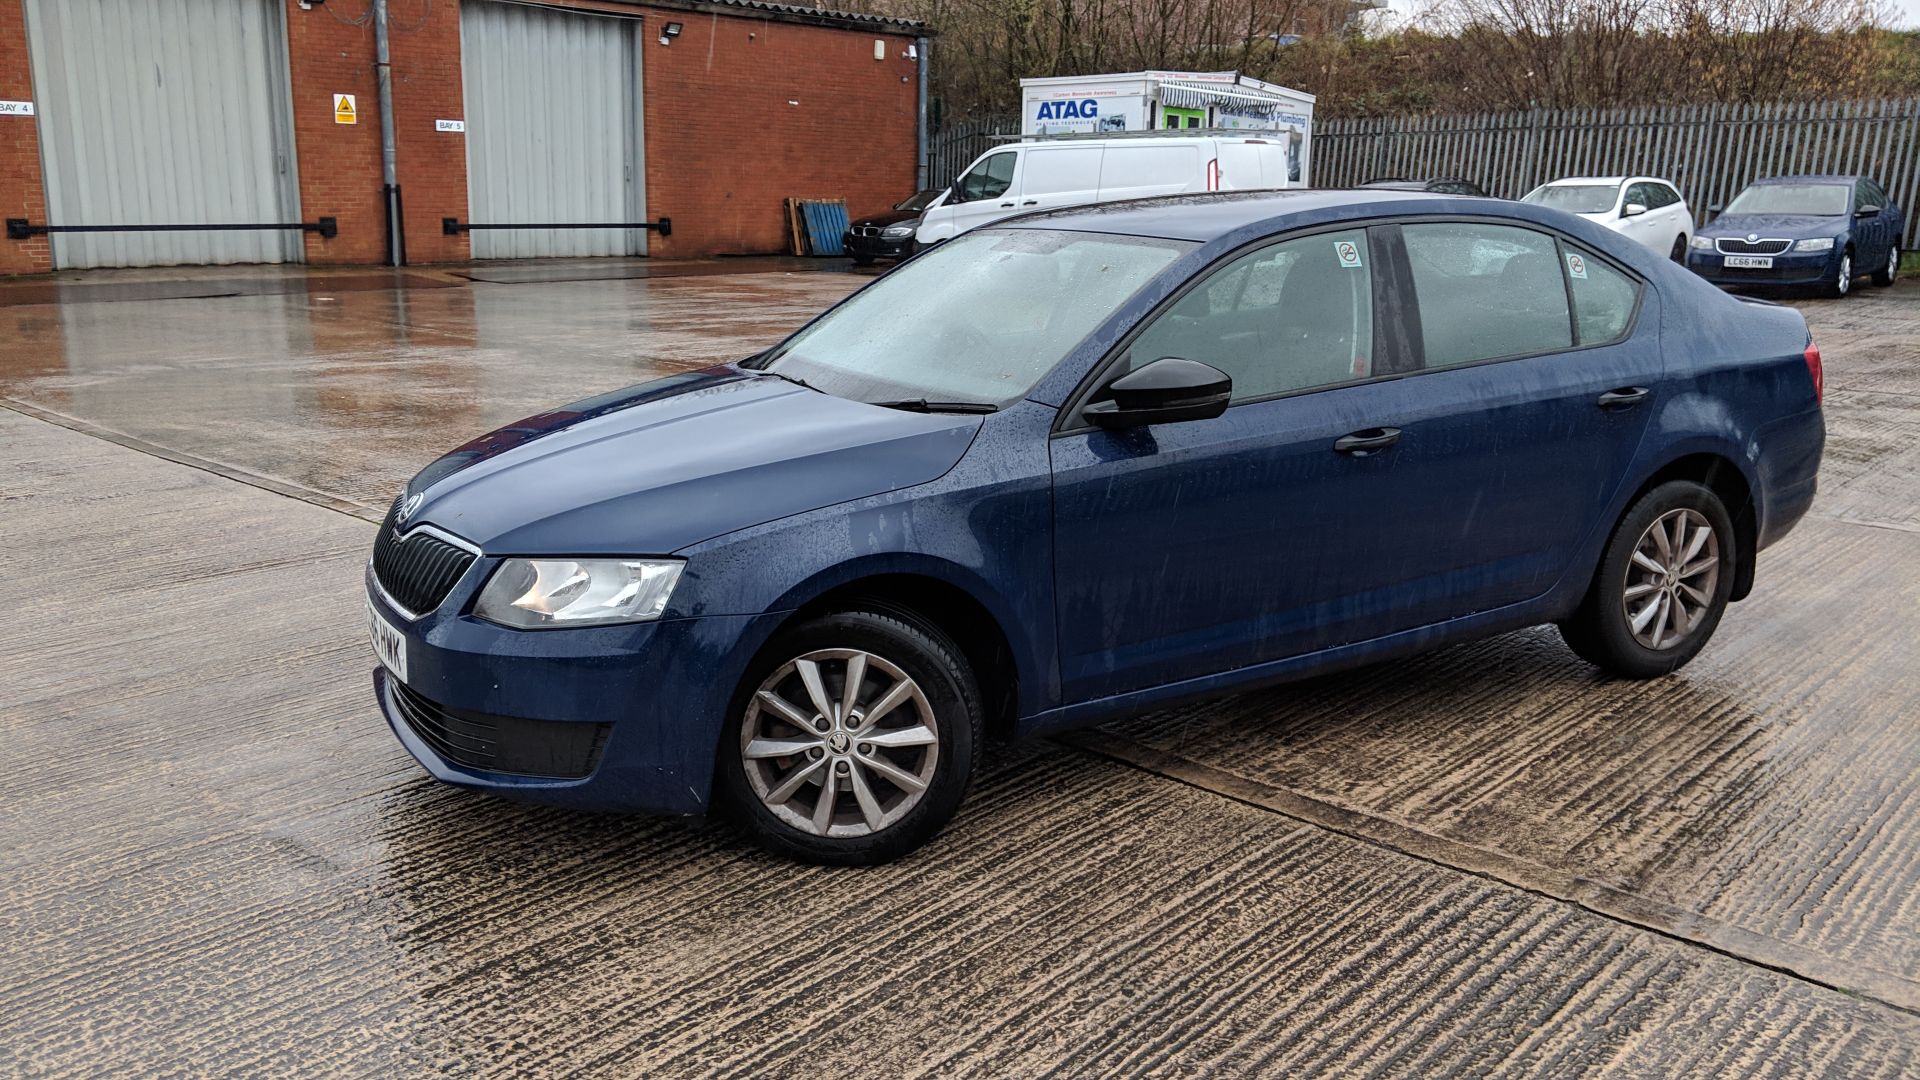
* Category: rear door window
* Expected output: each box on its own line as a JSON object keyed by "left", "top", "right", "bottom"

{"left": 1402, "top": 223, "right": 1572, "bottom": 367}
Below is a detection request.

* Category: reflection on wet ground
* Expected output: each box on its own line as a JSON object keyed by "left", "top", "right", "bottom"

{"left": 2, "top": 264, "right": 1918, "bottom": 1075}
{"left": 0, "top": 268, "right": 867, "bottom": 511}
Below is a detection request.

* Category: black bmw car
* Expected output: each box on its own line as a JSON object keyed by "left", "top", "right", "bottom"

{"left": 843, "top": 190, "right": 942, "bottom": 266}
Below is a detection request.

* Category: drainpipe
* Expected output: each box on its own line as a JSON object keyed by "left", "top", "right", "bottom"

{"left": 374, "top": 0, "right": 404, "bottom": 266}
{"left": 915, "top": 36, "right": 930, "bottom": 190}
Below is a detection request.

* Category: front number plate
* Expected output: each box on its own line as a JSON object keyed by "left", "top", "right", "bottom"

{"left": 1724, "top": 255, "right": 1773, "bottom": 269}
{"left": 369, "top": 602, "right": 410, "bottom": 684}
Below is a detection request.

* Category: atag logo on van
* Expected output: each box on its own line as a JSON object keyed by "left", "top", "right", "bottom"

{"left": 1035, "top": 99, "right": 1099, "bottom": 120}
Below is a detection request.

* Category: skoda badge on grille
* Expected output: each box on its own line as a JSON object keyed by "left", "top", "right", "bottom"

{"left": 1747, "top": 233, "right": 1760, "bottom": 243}
{"left": 395, "top": 492, "right": 424, "bottom": 527}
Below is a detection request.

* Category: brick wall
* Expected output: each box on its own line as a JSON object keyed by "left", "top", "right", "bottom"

{"left": 637, "top": 10, "right": 921, "bottom": 256}
{"left": 0, "top": 0, "right": 920, "bottom": 273}
{"left": 0, "top": 0, "right": 49, "bottom": 275}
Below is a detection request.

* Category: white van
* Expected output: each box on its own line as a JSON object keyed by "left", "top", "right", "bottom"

{"left": 915, "top": 136, "right": 1297, "bottom": 246}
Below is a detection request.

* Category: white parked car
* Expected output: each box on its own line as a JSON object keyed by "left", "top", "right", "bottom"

{"left": 1521, "top": 176, "right": 1696, "bottom": 261}
{"left": 916, "top": 136, "right": 1295, "bottom": 246}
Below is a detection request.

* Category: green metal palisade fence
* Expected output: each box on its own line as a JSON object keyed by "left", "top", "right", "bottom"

{"left": 1313, "top": 97, "right": 1920, "bottom": 246}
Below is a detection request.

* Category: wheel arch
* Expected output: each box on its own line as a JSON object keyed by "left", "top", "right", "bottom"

{"left": 759, "top": 558, "right": 1031, "bottom": 743}
{"left": 1622, "top": 451, "right": 1759, "bottom": 601}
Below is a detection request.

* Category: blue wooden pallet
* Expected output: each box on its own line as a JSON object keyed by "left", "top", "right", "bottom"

{"left": 797, "top": 200, "right": 850, "bottom": 256}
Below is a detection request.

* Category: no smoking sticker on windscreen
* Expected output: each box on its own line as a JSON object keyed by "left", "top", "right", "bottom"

{"left": 1334, "top": 240, "right": 1363, "bottom": 269}
{"left": 1566, "top": 252, "right": 1589, "bottom": 279}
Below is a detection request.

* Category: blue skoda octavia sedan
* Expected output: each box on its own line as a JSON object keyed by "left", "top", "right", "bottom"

{"left": 1685, "top": 174, "right": 1903, "bottom": 297}
{"left": 367, "top": 190, "right": 1825, "bottom": 863}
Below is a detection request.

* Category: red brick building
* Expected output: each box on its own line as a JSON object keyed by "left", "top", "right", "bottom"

{"left": 0, "top": 0, "right": 926, "bottom": 274}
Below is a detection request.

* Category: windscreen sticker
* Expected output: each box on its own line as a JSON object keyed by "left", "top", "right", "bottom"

{"left": 1566, "top": 252, "right": 1589, "bottom": 279}
{"left": 1334, "top": 239, "right": 1364, "bottom": 269}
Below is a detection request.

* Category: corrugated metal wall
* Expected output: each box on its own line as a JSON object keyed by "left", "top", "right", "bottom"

{"left": 461, "top": 0, "right": 646, "bottom": 259}
{"left": 1314, "top": 98, "right": 1920, "bottom": 248}
{"left": 23, "top": 0, "right": 303, "bottom": 269}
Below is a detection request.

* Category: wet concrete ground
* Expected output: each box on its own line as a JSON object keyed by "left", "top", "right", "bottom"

{"left": 3, "top": 261, "right": 1919, "bottom": 1076}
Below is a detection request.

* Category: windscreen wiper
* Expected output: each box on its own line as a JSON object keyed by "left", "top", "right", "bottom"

{"left": 760, "top": 369, "right": 822, "bottom": 393}
{"left": 869, "top": 399, "right": 999, "bottom": 414}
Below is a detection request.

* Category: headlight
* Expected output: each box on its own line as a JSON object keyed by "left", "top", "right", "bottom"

{"left": 881, "top": 224, "right": 915, "bottom": 238}
{"left": 1689, "top": 235, "right": 1713, "bottom": 250}
{"left": 474, "top": 558, "right": 684, "bottom": 629}
{"left": 1794, "top": 237, "right": 1835, "bottom": 252}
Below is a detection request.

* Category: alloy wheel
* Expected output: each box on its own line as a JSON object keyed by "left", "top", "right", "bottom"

{"left": 1891, "top": 247, "right": 1901, "bottom": 282}
{"left": 1621, "top": 508, "right": 1720, "bottom": 651}
{"left": 1837, "top": 253, "right": 1852, "bottom": 295}
{"left": 740, "top": 648, "right": 940, "bottom": 837}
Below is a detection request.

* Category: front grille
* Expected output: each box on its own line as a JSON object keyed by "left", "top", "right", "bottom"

{"left": 852, "top": 225, "right": 881, "bottom": 237}
{"left": 372, "top": 496, "right": 477, "bottom": 616}
{"left": 1716, "top": 237, "right": 1792, "bottom": 255}
{"left": 388, "top": 678, "right": 611, "bottom": 779}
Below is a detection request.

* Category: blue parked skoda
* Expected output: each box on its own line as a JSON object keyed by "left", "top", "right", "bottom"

{"left": 1685, "top": 174, "right": 1903, "bottom": 297}
{"left": 368, "top": 190, "right": 1825, "bottom": 863}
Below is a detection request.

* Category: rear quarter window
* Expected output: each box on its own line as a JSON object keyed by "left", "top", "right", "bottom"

{"left": 1562, "top": 245, "right": 1640, "bottom": 345}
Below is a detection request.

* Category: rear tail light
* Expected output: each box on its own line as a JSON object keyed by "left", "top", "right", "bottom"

{"left": 1207, "top": 158, "right": 1219, "bottom": 191}
{"left": 1804, "top": 338, "right": 1823, "bottom": 405}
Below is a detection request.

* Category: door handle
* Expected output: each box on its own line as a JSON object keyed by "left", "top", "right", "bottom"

{"left": 1022, "top": 199, "right": 1038, "bottom": 206}
{"left": 1598, "top": 386, "right": 1650, "bottom": 409}
{"left": 999, "top": 201, "right": 1016, "bottom": 208}
{"left": 1332, "top": 427, "right": 1401, "bottom": 455}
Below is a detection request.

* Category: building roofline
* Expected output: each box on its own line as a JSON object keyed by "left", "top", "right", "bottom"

{"left": 619, "top": 0, "right": 929, "bottom": 34}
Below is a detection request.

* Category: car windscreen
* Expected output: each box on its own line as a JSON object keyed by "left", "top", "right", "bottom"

{"left": 1724, "top": 183, "right": 1850, "bottom": 216}
{"left": 1522, "top": 184, "right": 1619, "bottom": 214}
{"left": 753, "top": 229, "right": 1193, "bottom": 408}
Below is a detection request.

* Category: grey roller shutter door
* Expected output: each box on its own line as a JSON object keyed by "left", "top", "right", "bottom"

{"left": 461, "top": 0, "right": 646, "bottom": 259}
{"left": 24, "top": 0, "right": 303, "bottom": 269}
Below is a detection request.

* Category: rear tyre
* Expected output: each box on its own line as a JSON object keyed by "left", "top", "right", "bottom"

{"left": 1670, "top": 235, "right": 1687, "bottom": 263}
{"left": 717, "top": 608, "right": 980, "bottom": 865}
{"left": 1559, "top": 480, "right": 1735, "bottom": 679}
{"left": 1873, "top": 245, "right": 1899, "bottom": 287}
{"left": 1823, "top": 249, "right": 1853, "bottom": 298}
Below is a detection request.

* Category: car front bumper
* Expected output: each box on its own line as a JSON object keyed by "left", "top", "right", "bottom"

{"left": 1685, "top": 248, "right": 1841, "bottom": 288}
{"left": 367, "top": 563, "right": 779, "bottom": 816}
{"left": 843, "top": 231, "right": 913, "bottom": 260}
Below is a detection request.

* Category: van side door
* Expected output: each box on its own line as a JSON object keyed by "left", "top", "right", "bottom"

{"left": 1019, "top": 145, "right": 1104, "bottom": 215}
{"left": 1097, "top": 142, "right": 1206, "bottom": 202}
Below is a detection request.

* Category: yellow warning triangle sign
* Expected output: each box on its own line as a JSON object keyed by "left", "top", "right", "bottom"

{"left": 334, "top": 94, "right": 357, "bottom": 124}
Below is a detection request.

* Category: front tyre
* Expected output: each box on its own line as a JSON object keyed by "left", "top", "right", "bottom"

{"left": 717, "top": 609, "right": 980, "bottom": 864}
{"left": 1559, "top": 480, "right": 1735, "bottom": 679}
{"left": 1670, "top": 235, "right": 1687, "bottom": 263}
{"left": 1874, "top": 245, "right": 1900, "bottom": 287}
{"left": 1824, "top": 249, "right": 1853, "bottom": 298}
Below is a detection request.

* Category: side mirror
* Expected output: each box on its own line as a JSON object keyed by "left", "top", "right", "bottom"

{"left": 1083, "top": 357, "right": 1232, "bottom": 429}
{"left": 1622, "top": 202, "right": 1648, "bottom": 218}
{"left": 1857, "top": 205, "right": 1882, "bottom": 217}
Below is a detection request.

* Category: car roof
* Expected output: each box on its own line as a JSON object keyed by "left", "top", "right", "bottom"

{"left": 1003, "top": 188, "right": 1493, "bottom": 242}
{"left": 1542, "top": 176, "right": 1627, "bottom": 185}
{"left": 1751, "top": 174, "right": 1859, "bottom": 185}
